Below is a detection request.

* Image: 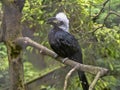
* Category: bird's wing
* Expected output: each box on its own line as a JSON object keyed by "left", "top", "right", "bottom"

{"left": 55, "top": 31, "right": 80, "bottom": 53}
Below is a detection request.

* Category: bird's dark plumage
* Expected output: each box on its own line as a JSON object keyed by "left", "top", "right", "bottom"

{"left": 47, "top": 12, "right": 89, "bottom": 90}
{"left": 48, "top": 27, "right": 80, "bottom": 59}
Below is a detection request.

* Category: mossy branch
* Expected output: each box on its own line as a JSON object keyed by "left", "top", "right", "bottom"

{"left": 15, "top": 37, "right": 109, "bottom": 90}
{"left": 15, "top": 37, "right": 109, "bottom": 76}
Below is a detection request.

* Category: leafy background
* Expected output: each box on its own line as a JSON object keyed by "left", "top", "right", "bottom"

{"left": 0, "top": 0, "right": 120, "bottom": 90}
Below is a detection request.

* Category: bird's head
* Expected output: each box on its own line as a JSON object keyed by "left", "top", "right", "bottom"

{"left": 47, "top": 12, "right": 69, "bottom": 32}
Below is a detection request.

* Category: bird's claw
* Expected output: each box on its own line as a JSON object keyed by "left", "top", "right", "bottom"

{"left": 62, "top": 57, "right": 68, "bottom": 63}
{"left": 54, "top": 54, "right": 58, "bottom": 59}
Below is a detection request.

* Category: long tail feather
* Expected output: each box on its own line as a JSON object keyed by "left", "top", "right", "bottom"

{"left": 69, "top": 50, "right": 89, "bottom": 90}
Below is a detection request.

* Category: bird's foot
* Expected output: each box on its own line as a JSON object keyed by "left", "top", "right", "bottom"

{"left": 62, "top": 57, "right": 68, "bottom": 63}
{"left": 54, "top": 54, "right": 58, "bottom": 59}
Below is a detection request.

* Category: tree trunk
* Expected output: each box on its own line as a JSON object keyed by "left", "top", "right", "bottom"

{"left": 1, "top": 0, "right": 25, "bottom": 90}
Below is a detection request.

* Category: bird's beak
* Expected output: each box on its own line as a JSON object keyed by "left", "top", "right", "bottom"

{"left": 47, "top": 17, "right": 58, "bottom": 24}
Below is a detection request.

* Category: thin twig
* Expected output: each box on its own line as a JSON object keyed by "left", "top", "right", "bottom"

{"left": 89, "top": 11, "right": 120, "bottom": 33}
{"left": 109, "top": 11, "right": 120, "bottom": 17}
{"left": 89, "top": 71, "right": 101, "bottom": 90}
{"left": 92, "top": 0, "right": 110, "bottom": 22}
{"left": 64, "top": 65, "right": 78, "bottom": 90}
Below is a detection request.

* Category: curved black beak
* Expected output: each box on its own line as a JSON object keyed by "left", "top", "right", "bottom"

{"left": 46, "top": 17, "right": 58, "bottom": 24}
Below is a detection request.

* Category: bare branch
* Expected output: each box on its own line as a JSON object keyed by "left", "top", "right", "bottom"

{"left": 89, "top": 71, "right": 101, "bottom": 90}
{"left": 89, "top": 11, "right": 120, "bottom": 33}
{"left": 15, "top": 37, "right": 109, "bottom": 89}
{"left": 15, "top": 37, "right": 57, "bottom": 57}
{"left": 64, "top": 65, "right": 78, "bottom": 90}
{"left": 92, "top": 0, "right": 110, "bottom": 22}
{"left": 109, "top": 11, "right": 120, "bottom": 17}
{"left": 15, "top": 37, "right": 109, "bottom": 76}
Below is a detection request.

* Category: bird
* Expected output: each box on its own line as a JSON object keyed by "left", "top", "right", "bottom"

{"left": 47, "top": 12, "right": 89, "bottom": 90}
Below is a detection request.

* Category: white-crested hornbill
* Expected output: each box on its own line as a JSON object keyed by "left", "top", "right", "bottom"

{"left": 47, "top": 12, "right": 89, "bottom": 90}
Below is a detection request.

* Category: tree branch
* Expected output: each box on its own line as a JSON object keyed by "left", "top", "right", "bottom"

{"left": 15, "top": 37, "right": 109, "bottom": 89}
{"left": 15, "top": 37, "right": 109, "bottom": 76}
{"left": 64, "top": 65, "right": 78, "bottom": 90}
{"left": 89, "top": 71, "right": 101, "bottom": 90}
{"left": 109, "top": 11, "right": 120, "bottom": 17}
{"left": 92, "top": 0, "right": 110, "bottom": 22}
{"left": 89, "top": 11, "right": 120, "bottom": 33}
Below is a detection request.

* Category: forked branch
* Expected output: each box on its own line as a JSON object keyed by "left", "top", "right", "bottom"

{"left": 92, "top": 0, "right": 110, "bottom": 22}
{"left": 89, "top": 71, "right": 101, "bottom": 90}
{"left": 15, "top": 37, "right": 109, "bottom": 90}
{"left": 90, "top": 11, "right": 120, "bottom": 33}
{"left": 15, "top": 37, "right": 108, "bottom": 75}
{"left": 64, "top": 65, "right": 78, "bottom": 90}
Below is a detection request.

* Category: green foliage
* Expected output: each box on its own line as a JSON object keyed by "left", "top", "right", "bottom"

{"left": 95, "top": 26, "right": 120, "bottom": 59}
{"left": 0, "top": 43, "right": 8, "bottom": 71}
{"left": 91, "top": 0, "right": 120, "bottom": 27}
{"left": 0, "top": 0, "right": 120, "bottom": 89}
{"left": 21, "top": 0, "right": 120, "bottom": 89}
{"left": 0, "top": 43, "right": 9, "bottom": 88}
{"left": 93, "top": 26, "right": 120, "bottom": 89}
{"left": 24, "top": 61, "right": 40, "bottom": 82}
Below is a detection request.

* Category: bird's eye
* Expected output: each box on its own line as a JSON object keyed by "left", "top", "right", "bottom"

{"left": 58, "top": 21, "right": 64, "bottom": 25}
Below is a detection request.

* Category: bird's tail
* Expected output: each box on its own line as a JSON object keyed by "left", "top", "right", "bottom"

{"left": 78, "top": 71, "right": 89, "bottom": 90}
{"left": 69, "top": 50, "right": 89, "bottom": 90}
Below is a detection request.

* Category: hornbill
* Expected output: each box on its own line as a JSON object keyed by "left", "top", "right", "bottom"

{"left": 47, "top": 12, "right": 89, "bottom": 90}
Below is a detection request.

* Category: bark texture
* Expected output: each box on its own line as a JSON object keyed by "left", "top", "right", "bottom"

{"left": 1, "top": 0, "right": 25, "bottom": 90}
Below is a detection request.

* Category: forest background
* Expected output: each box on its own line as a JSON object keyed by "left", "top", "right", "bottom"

{"left": 0, "top": 0, "right": 120, "bottom": 90}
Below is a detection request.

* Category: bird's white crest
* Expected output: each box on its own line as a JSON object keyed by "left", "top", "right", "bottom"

{"left": 55, "top": 12, "right": 69, "bottom": 32}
